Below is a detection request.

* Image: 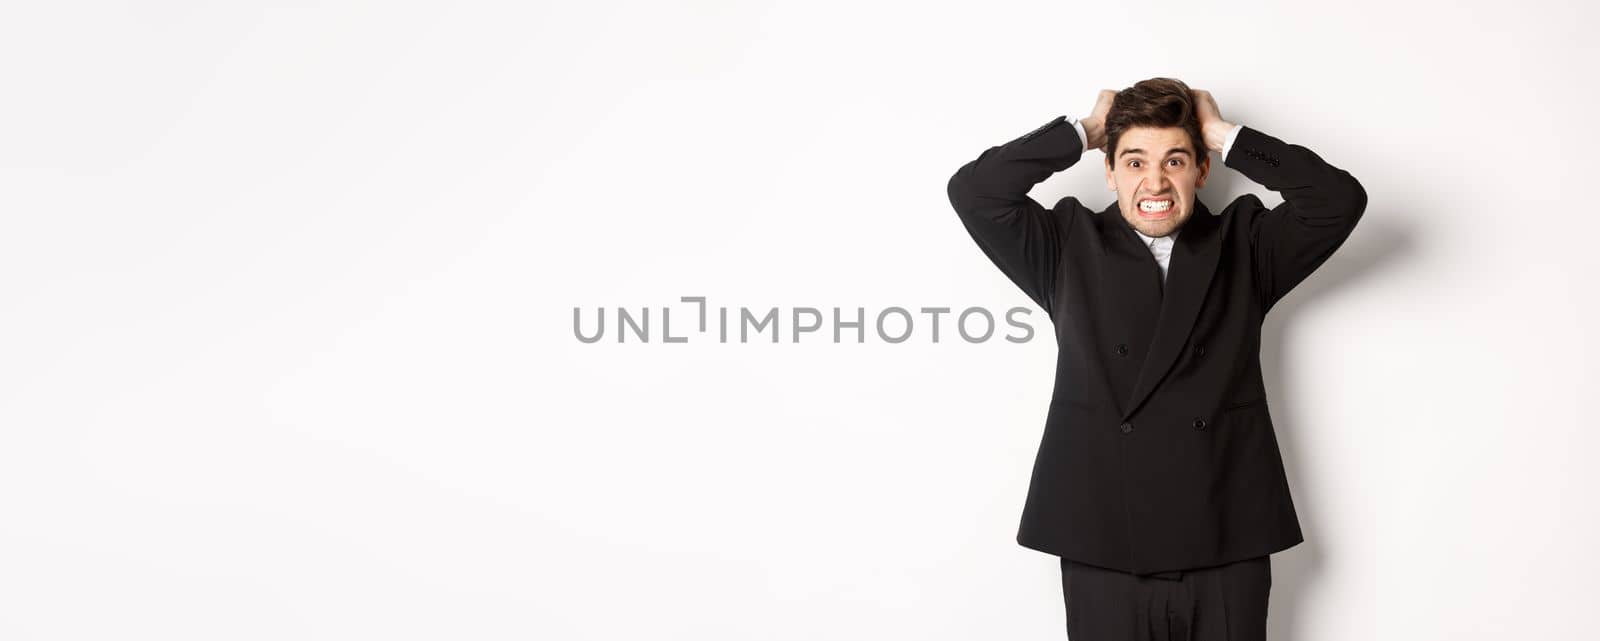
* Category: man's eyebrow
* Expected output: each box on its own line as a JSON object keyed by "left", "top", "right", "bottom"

{"left": 1118, "top": 147, "right": 1195, "bottom": 159}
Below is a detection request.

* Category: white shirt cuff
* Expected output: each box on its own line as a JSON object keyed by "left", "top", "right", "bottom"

{"left": 1070, "top": 117, "right": 1088, "bottom": 151}
{"left": 1221, "top": 123, "right": 1243, "bottom": 161}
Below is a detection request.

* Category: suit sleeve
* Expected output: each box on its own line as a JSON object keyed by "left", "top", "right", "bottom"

{"left": 945, "top": 115, "right": 1085, "bottom": 314}
{"left": 1224, "top": 125, "right": 1368, "bottom": 312}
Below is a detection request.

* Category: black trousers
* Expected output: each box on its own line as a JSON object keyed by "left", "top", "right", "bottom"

{"left": 1059, "top": 555, "right": 1271, "bottom": 641}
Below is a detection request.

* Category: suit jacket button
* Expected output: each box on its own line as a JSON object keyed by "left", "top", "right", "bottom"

{"left": 1193, "top": 345, "right": 1205, "bottom": 357}
{"left": 1120, "top": 422, "right": 1133, "bottom": 434}
{"left": 1193, "top": 418, "right": 1207, "bottom": 431}
{"left": 1115, "top": 343, "right": 1129, "bottom": 356}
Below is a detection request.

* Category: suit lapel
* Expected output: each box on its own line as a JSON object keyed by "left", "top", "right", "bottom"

{"left": 1119, "top": 199, "right": 1223, "bottom": 420}
{"left": 1094, "top": 205, "right": 1164, "bottom": 417}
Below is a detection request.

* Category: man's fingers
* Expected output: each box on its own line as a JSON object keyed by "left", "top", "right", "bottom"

{"left": 1190, "top": 89, "right": 1224, "bottom": 127}
{"left": 1088, "top": 89, "right": 1117, "bottom": 121}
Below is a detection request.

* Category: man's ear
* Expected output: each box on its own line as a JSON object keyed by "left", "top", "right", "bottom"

{"left": 1104, "top": 157, "right": 1117, "bottom": 192}
{"left": 1195, "top": 154, "right": 1211, "bottom": 189}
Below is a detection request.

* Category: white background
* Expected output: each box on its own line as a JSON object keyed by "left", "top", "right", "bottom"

{"left": 2, "top": 1, "right": 1596, "bottom": 639}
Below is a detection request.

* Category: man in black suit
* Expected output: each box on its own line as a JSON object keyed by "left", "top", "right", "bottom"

{"left": 945, "top": 78, "right": 1367, "bottom": 640}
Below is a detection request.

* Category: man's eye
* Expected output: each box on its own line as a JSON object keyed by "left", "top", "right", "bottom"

{"left": 1168, "top": 159, "right": 1183, "bottom": 167}
{"left": 1128, "top": 160, "right": 1140, "bottom": 168}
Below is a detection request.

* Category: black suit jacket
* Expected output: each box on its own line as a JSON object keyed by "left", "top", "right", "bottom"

{"left": 945, "top": 115, "right": 1367, "bottom": 575}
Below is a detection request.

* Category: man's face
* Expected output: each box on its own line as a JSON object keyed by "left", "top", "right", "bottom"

{"left": 1104, "top": 126, "right": 1210, "bottom": 238}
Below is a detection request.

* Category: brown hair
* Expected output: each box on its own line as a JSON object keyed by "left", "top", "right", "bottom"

{"left": 1102, "top": 77, "right": 1206, "bottom": 166}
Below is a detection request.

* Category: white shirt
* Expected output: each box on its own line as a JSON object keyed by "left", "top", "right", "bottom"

{"left": 1132, "top": 227, "right": 1178, "bottom": 282}
{"left": 1067, "top": 118, "right": 1244, "bottom": 283}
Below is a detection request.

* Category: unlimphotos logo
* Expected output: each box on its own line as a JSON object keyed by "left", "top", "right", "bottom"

{"left": 573, "top": 296, "right": 1040, "bottom": 344}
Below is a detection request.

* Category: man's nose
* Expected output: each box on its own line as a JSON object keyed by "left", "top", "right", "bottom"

{"left": 1145, "top": 169, "right": 1170, "bottom": 190}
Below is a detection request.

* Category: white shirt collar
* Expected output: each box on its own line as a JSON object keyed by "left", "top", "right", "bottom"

{"left": 1131, "top": 227, "right": 1178, "bottom": 248}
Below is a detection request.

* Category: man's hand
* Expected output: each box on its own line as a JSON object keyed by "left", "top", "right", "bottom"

{"left": 1191, "top": 89, "right": 1236, "bottom": 154}
{"left": 1080, "top": 89, "right": 1116, "bottom": 151}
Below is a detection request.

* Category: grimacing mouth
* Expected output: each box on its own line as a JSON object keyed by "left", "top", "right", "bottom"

{"left": 1135, "top": 197, "right": 1178, "bottom": 211}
